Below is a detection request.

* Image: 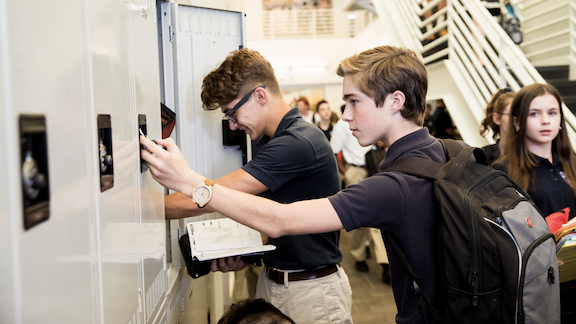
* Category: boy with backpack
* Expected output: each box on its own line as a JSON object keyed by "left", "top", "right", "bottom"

{"left": 141, "top": 45, "right": 559, "bottom": 323}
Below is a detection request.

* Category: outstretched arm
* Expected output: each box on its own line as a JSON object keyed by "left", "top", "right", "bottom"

{"left": 140, "top": 136, "right": 344, "bottom": 238}
{"left": 165, "top": 168, "right": 268, "bottom": 219}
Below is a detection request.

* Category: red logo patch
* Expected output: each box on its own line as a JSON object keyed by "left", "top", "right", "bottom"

{"left": 526, "top": 218, "right": 533, "bottom": 228}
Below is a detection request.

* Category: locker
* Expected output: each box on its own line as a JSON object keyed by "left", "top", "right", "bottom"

{"left": 0, "top": 1, "right": 99, "bottom": 323}
{"left": 158, "top": 3, "right": 247, "bottom": 322}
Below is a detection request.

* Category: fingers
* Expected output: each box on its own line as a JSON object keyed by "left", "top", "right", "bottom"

{"left": 140, "top": 135, "right": 164, "bottom": 157}
{"left": 210, "top": 256, "right": 246, "bottom": 273}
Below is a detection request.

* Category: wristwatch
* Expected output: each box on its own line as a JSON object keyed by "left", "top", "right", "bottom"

{"left": 192, "top": 178, "right": 216, "bottom": 208}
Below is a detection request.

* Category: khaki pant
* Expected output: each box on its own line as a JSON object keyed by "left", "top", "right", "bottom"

{"left": 256, "top": 266, "right": 353, "bottom": 324}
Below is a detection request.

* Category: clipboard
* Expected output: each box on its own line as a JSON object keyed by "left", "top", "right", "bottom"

{"left": 186, "top": 218, "right": 276, "bottom": 261}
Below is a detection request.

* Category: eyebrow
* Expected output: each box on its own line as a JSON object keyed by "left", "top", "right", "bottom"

{"left": 342, "top": 94, "right": 355, "bottom": 100}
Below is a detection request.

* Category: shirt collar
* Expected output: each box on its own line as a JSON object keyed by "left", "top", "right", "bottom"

{"left": 272, "top": 107, "right": 302, "bottom": 138}
{"left": 381, "top": 128, "right": 436, "bottom": 169}
{"left": 533, "top": 152, "right": 561, "bottom": 167}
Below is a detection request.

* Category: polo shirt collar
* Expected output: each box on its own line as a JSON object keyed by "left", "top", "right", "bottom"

{"left": 533, "top": 152, "right": 560, "bottom": 167}
{"left": 381, "top": 127, "right": 435, "bottom": 170}
{"left": 273, "top": 107, "right": 301, "bottom": 138}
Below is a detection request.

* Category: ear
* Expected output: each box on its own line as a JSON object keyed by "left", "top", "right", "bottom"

{"left": 387, "top": 90, "right": 406, "bottom": 113}
{"left": 513, "top": 116, "right": 520, "bottom": 132}
{"left": 492, "top": 112, "right": 502, "bottom": 126}
{"left": 254, "top": 87, "right": 268, "bottom": 106}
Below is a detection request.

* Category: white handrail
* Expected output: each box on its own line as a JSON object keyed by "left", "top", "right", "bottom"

{"left": 381, "top": 0, "right": 576, "bottom": 147}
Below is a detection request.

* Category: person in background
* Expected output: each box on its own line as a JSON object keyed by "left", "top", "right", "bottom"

{"left": 424, "top": 103, "right": 433, "bottom": 131}
{"left": 430, "top": 99, "right": 457, "bottom": 139}
{"left": 218, "top": 298, "right": 295, "bottom": 324}
{"left": 479, "top": 87, "right": 516, "bottom": 165}
{"left": 296, "top": 96, "right": 318, "bottom": 124}
{"left": 494, "top": 83, "right": 576, "bottom": 323}
{"left": 141, "top": 45, "right": 446, "bottom": 323}
{"left": 163, "top": 48, "right": 352, "bottom": 324}
{"left": 316, "top": 99, "right": 335, "bottom": 140}
{"left": 331, "top": 104, "right": 373, "bottom": 273}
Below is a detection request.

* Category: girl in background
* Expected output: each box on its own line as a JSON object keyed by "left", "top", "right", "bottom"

{"left": 479, "top": 87, "right": 516, "bottom": 164}
{"left": 495, "top": 83, "right": 576, "bottom": 322}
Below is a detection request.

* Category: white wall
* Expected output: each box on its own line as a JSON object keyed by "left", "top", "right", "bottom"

{"left": 248, "top": 16, "right": 389, "bottom": 115}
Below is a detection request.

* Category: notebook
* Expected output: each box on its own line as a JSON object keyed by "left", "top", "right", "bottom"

{"left": 186, "top": 218, "right": 276, "bottom": 261}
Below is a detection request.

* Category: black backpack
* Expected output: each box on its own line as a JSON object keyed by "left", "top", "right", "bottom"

{"left": 384, "top": 139, "right": 560, "bottom": 324}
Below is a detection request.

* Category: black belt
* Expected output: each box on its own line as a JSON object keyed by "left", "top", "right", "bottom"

{"left": 347, "top": 163, "right": 365, "bottom": 168}
{"left": 266, "top": 264, "right": 339, "bottom": 284}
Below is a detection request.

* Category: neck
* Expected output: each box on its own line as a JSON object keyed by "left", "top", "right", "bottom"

{"left": 264, "top": 100, "right": 292, "bottom": 138}
{"left": 527, "top": 141, "right": 553, "bottom": 163}
{"left": 319, "top": 119, "right": 330, "bottom": 128}
{"left": 385, "top": 120, "right": 423, "bottom": 148}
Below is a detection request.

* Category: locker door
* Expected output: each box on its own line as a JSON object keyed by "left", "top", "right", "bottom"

{"left": 88, "top": 0, "right": 141, "bottom": 322}
{"left": 129, "top": 1, "right": 167, "bottom": 323}
{"left": 0, "top": 1, "right": 98, "bottom": 323}
{"left": 159, "top": 4, "right": 246, "bottom": 323}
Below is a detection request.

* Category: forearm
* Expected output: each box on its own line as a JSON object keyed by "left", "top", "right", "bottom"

{"left": 206, "top": 183, "right": 342, "bottom": 238}
{"left": 164, "top": 192, "right": 213, "bottom": 219}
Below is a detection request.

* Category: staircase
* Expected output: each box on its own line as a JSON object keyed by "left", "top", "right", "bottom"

{"left": 373, "top": 0, "right": 576, "bottom": 148}
{"left": 536, "top": 66, "right": 576, "bottom": 114}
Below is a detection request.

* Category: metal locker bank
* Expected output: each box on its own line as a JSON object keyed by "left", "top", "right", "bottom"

{"left": 0, "top": 0, "right": 244, "bottom": 323}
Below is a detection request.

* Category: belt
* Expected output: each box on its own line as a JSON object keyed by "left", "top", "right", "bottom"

{"left": 266, "top": 264, "right": 339, "bottom": 285}
{"left": 347, "top": 163, "right": 365, "bottom": 168}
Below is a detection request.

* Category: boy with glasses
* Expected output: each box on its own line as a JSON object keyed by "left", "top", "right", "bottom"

{"left": 143, "top": 45, "right": 446, "bottom": 323}
{"left": 163, "top": 48, "right": 352, "bottom": 324}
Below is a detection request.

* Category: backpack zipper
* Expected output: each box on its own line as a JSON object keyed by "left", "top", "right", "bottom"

{"left": 485, "top": 218, "right": 522, "bottom": 324}
{"left": 516, "top": 232, "right": 555, "bottom": 323}
{"left": 463, "top": 169, "right": 504, "bottom": 304}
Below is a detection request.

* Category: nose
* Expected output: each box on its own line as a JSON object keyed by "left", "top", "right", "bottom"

{"left": 342, "top": 104, "right": 352, "bottom": 122}
{"left": 541, "top": 113, "right": 550, "bottom": 125}
{"left": 228, "top": 119, "right": 239, "bottom": 130}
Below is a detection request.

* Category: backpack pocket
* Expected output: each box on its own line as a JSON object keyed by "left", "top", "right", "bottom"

{"left": 446, "top": 285, "right": 502, "bottom": 324}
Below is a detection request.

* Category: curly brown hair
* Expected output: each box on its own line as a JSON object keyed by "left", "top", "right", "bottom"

{"left": 201, "top": 48, "right": 282, "bottom": 110}
{"left": 336, "top": 46, "right": 428, "bottom": 126}
{"left": 479, "top": 88, "right": 516, "bottom": 140}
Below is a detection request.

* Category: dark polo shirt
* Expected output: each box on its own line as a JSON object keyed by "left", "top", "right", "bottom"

{"left": 329, "top": 127, "right": 446, "bottom": 324}
{"left": 242, "top": 107, "right": 342, "bottom": 270}
{"left": 496, "top": 154, "right": 576, "bottom": 220}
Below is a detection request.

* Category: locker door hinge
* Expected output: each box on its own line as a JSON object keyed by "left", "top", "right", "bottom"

{"left": 169, "top": 25, "right": 174, "bottom": 42}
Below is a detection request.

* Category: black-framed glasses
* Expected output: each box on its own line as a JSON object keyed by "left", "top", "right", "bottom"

{"left": 224, "top": 85, "right": 266, "bottom": 123}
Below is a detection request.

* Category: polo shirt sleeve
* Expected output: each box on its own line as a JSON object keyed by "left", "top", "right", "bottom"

{"left": 242, "top": 133, "right": 317, "bottom": 192}
{"left": 328, "top": 171, "right": 407, "bottom": 232}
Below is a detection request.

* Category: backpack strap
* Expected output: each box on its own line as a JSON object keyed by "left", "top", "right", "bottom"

{"left": 384, "top": 156, "right": 442, "bottom": 179}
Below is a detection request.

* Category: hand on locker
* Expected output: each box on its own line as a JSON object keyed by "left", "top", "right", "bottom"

{"left": 140, "top": 136, "right": 200, "bottom": 194}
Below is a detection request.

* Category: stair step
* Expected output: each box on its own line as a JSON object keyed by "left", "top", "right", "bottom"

{"left": 549, "top": 80, "right": 576, "bottom": 95}
{"left": 563, "top": 95, "right": 576, "bottom": 115}
{"left": 536, "top": 65, "right": 569, "bottom": 80}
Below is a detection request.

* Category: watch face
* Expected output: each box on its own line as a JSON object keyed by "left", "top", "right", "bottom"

{"left": 194, "top": 185, "right": 210, "bottom": 203}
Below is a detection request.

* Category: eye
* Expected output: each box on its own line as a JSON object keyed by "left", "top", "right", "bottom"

{"left": 351, "top": 100, "right": 359, "bottom": 106}
{"left": 549, "top": 110, "right": 558, "bottom": 116}
{"left": 529, "top": 111, "right": 539, "bottom": 117}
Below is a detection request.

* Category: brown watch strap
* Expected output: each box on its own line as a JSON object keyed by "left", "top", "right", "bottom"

{"left": 204, "top": 178, "right": 215, "bottom": 186}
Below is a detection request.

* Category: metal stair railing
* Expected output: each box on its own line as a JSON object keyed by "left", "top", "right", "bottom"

{"left": 512, "top": 0, "right": 576, "bottom": 80}
{"left": 383, "top": 0, "right": 576, "bottom": 146}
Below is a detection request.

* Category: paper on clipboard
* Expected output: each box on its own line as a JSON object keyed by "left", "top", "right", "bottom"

{"left": 186, "top": 218, "right": 276, "bottom": 261}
